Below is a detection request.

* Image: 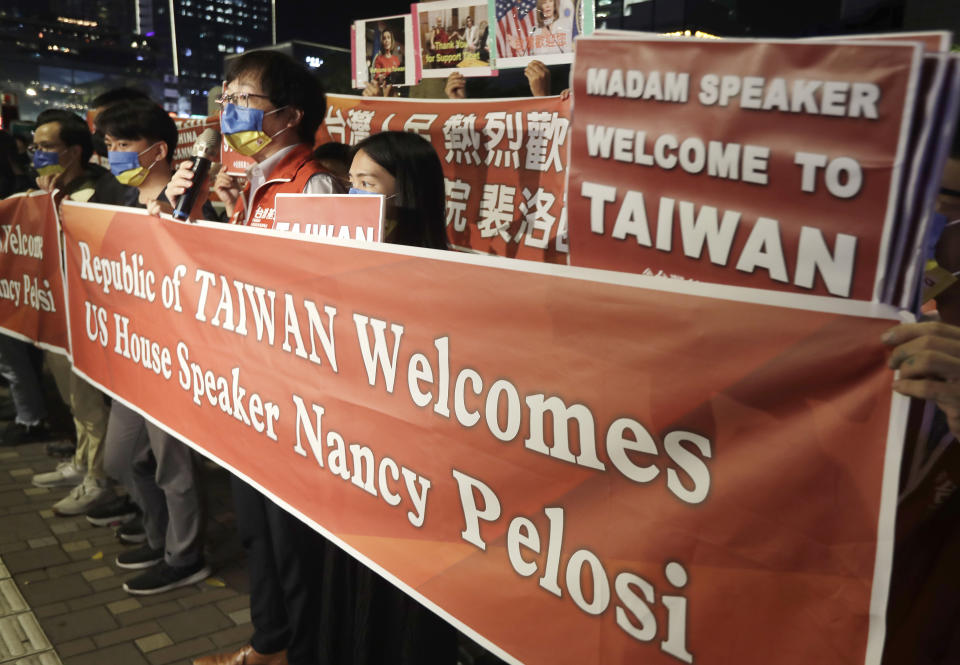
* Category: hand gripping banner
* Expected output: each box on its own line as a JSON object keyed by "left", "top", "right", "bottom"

{"left": 61, "top": 200, "right": 908, "bottom": 665}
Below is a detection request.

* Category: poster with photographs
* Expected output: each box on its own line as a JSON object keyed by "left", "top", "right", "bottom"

{"left": 413, "top": 0, "right": 495, "bottom": 79}
{"left": 488, "top": 0, "right": 594, "bottom": 68}
{"left": 352, "top": 14, "right": 417, "bottom": 89}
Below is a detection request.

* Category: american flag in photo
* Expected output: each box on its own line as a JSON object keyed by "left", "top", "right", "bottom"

{"left": 495, "top": 0, "right": 537, "bottom": 57}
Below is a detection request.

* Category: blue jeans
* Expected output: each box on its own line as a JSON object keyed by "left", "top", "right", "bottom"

{"left": 0, "top": 336, "right": 46, "bottom": 425}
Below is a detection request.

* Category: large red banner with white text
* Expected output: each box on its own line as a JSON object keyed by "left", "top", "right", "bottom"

{"left": 567, "top": 37, "right": 922, "bottom": 300}
{"left": 318, "top": 94, "right": 571, "bottom": 263}
{"left": 0, "top": 191, "right": 68, "bottom": 352}
{"left": 60, "top": 201, "right": 906, "bottom": 665}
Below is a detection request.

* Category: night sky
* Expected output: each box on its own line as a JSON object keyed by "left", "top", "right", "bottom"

{"left": 276, "top": 1, "right": 413, "bottom": 48}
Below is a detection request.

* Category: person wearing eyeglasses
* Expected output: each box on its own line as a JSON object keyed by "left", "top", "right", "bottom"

{"left": 164, "top": 50, "right": 342, "bottom": 228}
{"left": 175, "top": 50, "right": 339, "bottom": 665}
{"left": 29, "top": 110, "right": 99, "bottom": 202}
{"left": 8, "top": 111, "right": 115, "bottom": 521}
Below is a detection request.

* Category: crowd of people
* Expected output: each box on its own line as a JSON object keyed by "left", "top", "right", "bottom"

{"left": 0, "top": 36, "right": 958, "bottom": 665}
{"left": 0, "top": 50, "right": 477, "bottom": 665}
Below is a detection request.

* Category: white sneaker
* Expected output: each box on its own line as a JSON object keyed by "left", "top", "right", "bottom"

{"left": 52, "top": 477, "right": 114, "bottom": 516}
{"left": 32, "top": 461, "right": 86, "bottom": 488}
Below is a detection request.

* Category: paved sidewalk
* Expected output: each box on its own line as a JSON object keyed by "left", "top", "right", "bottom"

{"left": 0, "top": 431, "right": 253, "bottom": 665}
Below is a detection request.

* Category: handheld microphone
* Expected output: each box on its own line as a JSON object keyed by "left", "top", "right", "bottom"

{"left": 172, "top": 128, "right": 221, "bottom": 221}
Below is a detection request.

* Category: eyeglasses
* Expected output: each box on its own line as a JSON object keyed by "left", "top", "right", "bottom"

{"left": 27, "top": 142, "right": 64, "bottom": 155}
{"left": 215, "top": 88, "right": 272, "bottom": 109}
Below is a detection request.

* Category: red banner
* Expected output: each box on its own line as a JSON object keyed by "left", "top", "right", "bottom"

{"left": 318, "top": 94, "right": 571, "bottom": 263}
{"left": 0, "top": 191, "right": 68, "bottom": 352}
{"left": 60, "top": 200, "right": 906, "bottom": 665}
{"left": 567, "top": 37, "right": 922, "bottom": 300}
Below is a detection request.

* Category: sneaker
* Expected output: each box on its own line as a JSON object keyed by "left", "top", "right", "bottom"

{"left": 123, "top": 560, "right": 211, "bottom": 595}
{"left": 86, "top": 495, "right": 140, "bottom": 527}
{"left": 116, "top": 519, "right": 147, "bottom": 544}
{"left": 51, "top": 477, "right": 114, "bottom": 516}
{"left": 115, "top": 544, "right": 164, "bottom": 570}
{"left": 32, "top": 461, "right": 86, "bottom": 488}
{"left": 1, "top": 421, "right": 50, "bottom": 446}
{"left": 45, "top": 440, "right": 77, "bottom": 458}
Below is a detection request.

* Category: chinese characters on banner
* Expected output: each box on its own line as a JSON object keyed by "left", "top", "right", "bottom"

{"left": 566, "top": 37, "right": 922, "bottom": 300}
{"left": 318, "top": 93, "right": 571, "bottom": 264}
{"left": 0, "top": 191, "right": 68, "bottom": 353}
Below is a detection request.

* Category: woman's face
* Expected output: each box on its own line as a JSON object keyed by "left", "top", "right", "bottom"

{"left": 382, "top": 31, "right": 394, "bottom": 51}
{"left": 349, "top": 149, "right": 396, "bottom": 197}
{"left": 541, "top": 0, "right": 555, "bottom": 19}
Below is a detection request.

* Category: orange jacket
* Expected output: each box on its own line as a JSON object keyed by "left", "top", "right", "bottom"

{"left": 230, "top": 144, "right": 328, "bottom": 229}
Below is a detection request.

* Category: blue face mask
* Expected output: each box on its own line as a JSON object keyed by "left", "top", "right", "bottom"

{"left": 33, "top": 150, "right": 64, "bottom": 177}
{"left": 108, "top": 143, "right": 160, "bottom": 186}
{"left": 107, "top": 150, "right": 141, "bottom": 176}
{"left": 220, "top": 103, "right": 286, "bottom": 156}
{"left": 348, "top": 187, "right": 397, "bottom": 199}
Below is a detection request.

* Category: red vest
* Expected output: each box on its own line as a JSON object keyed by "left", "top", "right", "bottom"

{"left": 230, "top": 144, "right": 326, "bottom": 229}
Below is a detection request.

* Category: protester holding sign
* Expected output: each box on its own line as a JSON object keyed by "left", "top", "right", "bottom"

{"left": 164, "top": 51, "right": 343, "bottom": 228}
{"left": 882, "top": 126, "right": 960, "bottom": 665}
{"left": 88, "top": 87, "right": 149, "bottom": 209}
{"left": 178, "top": 50, "right": 339, "bottom": 665}
{"left": 93, "top": 99, "right": 211, "bottom": 595}
{"left": 313, "top": 130, "right": 456, "bottom": 665}
{"left": 24, "top": 110, "right": 117, "bottom": 516}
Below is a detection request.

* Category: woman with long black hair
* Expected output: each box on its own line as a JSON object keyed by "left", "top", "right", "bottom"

{"left": 316, "top": 130, "right": 457, "bottom": 665}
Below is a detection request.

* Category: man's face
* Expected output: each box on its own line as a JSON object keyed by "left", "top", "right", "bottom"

{"left": 103, "top": 133, "right": 154, "bottom": 156}
{"left": 33, "top": 122, "right": 68, "bottom": 159}
{"left": 223, "top": 74, "right": 291, "bottom": 137}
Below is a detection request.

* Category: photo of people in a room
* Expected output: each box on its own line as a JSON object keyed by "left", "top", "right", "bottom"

{"left": 418, "top": 1, "right": 491, "bottom": 72}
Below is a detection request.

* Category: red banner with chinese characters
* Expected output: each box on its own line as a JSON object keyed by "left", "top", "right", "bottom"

{"left": 0, "top": 191, "right": 68, "bottom": 352}
{"left": 61, "top": 200, "right": 907, "bottom": 665}
{"left": 567, "top": 37, "right": 922, "bottom": 300}
{"left": 318, "top": 94, "right": 571, "bottom": 263}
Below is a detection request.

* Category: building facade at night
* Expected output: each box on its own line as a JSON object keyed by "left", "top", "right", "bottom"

{"left": 137, "top": 0, "right": 274, "bottom": 115}
{"left": 0, "top": 0, "right": 161, "bottom": 120}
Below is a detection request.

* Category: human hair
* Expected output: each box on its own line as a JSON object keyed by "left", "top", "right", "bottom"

{"left": 536, "top": 0, "right": 556, "bottom": 27}
{"left": 35, "top": 110, "right": 93, "bottom": 164}
{"left": 95, "top": 99, "right": 178, "bottom": 164}
{"left": 225, "top": 50, "right": 326, "bottom": 144}
{"left": 313, "top": 141, "right": 350, "bottom": 169}
{"left": 381, "top": 29, "right": 396, "bottom": 55}
{"left": 351, "top": 131, "right": 447, "bottom": 250}
{"left": 91, "top": 87, "right": 151, "bottom": 110}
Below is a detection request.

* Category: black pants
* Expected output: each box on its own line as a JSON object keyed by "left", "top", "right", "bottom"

{"left": 233, "top": 476, "right": 325, "bottom": 665}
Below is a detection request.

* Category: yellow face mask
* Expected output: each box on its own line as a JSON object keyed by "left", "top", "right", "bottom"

{"left": 109, "top": 143, "right": 161, "bottom": 187}
{"left": 220, "top": 103, "right": 288, "bottom": 157}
